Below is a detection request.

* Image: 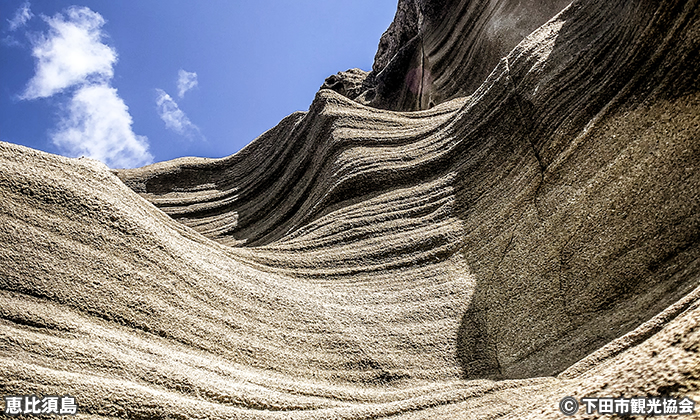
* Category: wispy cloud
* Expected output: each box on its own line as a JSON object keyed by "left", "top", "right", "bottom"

{"left": 8, "top": 2, "right": 33, "bottom": 31}
{"left": 156, "top": 88, "right": 202, "bottom": 139}
{"left": 52, "top": 84, "right": 152, "bottom": 168}
{"left": 21, "top": 6, "right": 116, "bottom": 100}
{"left": 18, "top": 6, "right": 152, "bottom": 168}
{"left": 177, "top": 69, "right": 198, "bottom": 98}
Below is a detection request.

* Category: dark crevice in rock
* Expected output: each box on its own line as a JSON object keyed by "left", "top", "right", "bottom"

{"left": 331, "top": 0, "right": 573, "bottom": 111}
{"left": 505, "top": 56, "right": 546, "bottom": 220}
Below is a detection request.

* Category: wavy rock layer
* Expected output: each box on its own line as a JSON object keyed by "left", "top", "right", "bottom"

{"left": 349, "top": 0, "right": 574, "bottom": 111}
{"left": 2, "top": 0, "right": 700, "bottom": 418}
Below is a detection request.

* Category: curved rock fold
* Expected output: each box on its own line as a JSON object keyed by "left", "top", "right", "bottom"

{"left": 2, "top": 0, "right": 699, "bottom": 418}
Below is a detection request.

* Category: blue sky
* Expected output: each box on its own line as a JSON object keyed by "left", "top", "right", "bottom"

{"left": 0, "top": 1, "right": 397, "bottom": 168}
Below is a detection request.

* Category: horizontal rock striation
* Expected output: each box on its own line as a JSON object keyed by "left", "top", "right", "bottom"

{"left": 2, "top": 0, "right": 700, "bottom": 418}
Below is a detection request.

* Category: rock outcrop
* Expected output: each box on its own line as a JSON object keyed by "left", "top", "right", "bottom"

{"left": 354, "top": 0, "right": 574, "bottom": 111}
{"left": 1, "top": 0, "right": 699, "bottom": 418}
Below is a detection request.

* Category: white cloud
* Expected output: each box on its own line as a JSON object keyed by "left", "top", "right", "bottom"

{"left": 8, "top": 2, "right": 33, "bottom": 31}
{"left": 177, "top": 69, "right": 198, "bottom": 98}
{"left": 18, "top": 6, "right": 152, "bottom": 169}
{"left": 51, "top": 84, "right": 153, "bottom": 169}
{"left": 156, "top": 88, "right": 202, "bottom": 139}
{"left": 21, "top": 6, "right": 116, "bottom": 100}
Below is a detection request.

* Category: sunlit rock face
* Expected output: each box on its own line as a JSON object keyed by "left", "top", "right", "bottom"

{"left": 2, "top": 0, "right": 699, "bottom": 418}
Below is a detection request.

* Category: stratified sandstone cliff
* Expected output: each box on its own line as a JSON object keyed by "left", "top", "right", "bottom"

{"left": 1, "top": 0, "right": 699, "bottom": 418}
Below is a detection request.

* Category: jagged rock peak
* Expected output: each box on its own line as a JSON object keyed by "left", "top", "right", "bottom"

{"left": 326, "top": 0, "right": 575, "bottom": 111}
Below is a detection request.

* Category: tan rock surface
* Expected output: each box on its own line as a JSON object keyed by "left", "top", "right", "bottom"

{"left": 2, "top": 0, "right": 699, "bottom": 418}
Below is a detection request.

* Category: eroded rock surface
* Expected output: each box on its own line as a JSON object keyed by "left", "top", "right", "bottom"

{"left": 1, "top": 0, "right": 699, "bottom": 418}
{"left": 352, "top": 0, "right": 574, "bottom": 111}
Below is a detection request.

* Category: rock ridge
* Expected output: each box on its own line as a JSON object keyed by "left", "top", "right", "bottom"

{"left": 1, "top": 0, "right": 699, "bottom": 418}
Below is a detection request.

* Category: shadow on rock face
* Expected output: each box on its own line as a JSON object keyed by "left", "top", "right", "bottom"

{"left": 457, "top": 307, "right": 502, "bottom": 379}
{"left": 455, "top": 0, "right": 700, "bottom": 380}
{"left": 357, "top": 0, "right": 573, "bottom": 112}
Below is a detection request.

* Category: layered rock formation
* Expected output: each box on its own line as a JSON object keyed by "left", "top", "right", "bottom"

{"left": 2, "top": 0, "right": 699, "bottom": 418}
{"left": 327, "top": 0, "right": 574, "bottom": 111}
